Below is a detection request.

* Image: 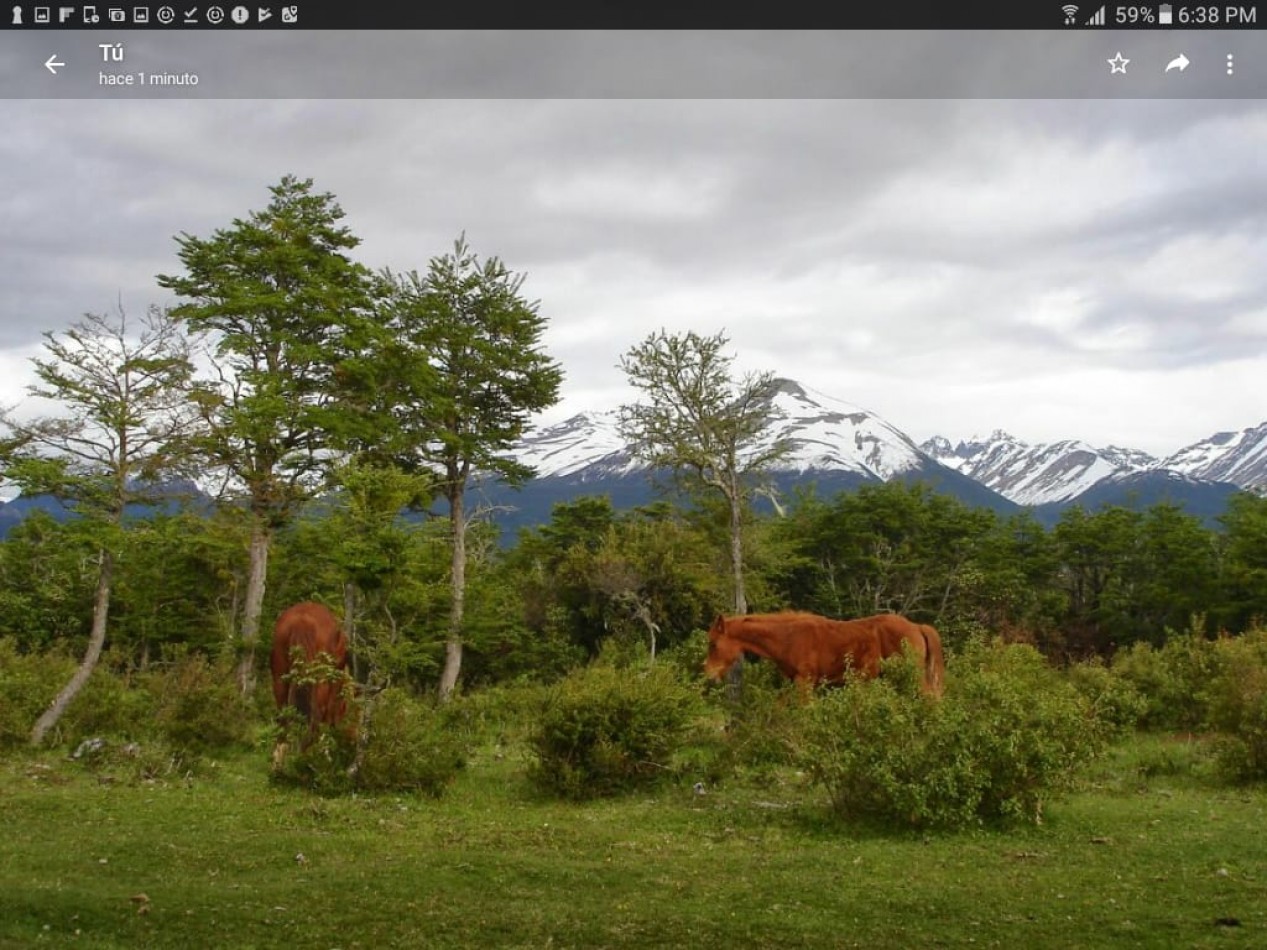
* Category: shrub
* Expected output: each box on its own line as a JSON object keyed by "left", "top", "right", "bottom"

{"left": 146, "top": 653, "right": 253, "bottom": 754}
{"left": 527, "top": 662, "right": 702, "bottom": 799}
{"left": 707, "top": 670, "right": 803, "bottom": 780}
{"left": 0, "top": 639, "right": 75, "bottom": 747}
{"left": 271, "top": 725, "right": 358, "bottom": 796}
{"left": 793, "top": 642, "right": 1107, "bottom": 828}
{"left": 657, "top": 628, "right": 709, "bottom": 683}
{"left": 438, "top": 680, "right": 548, "bottom": 750}
{"left": 355, "top": 688, "right": 466, "bottom": 796}
{"left": 1065, "top": 658, "right": 1146, "bottom": 738}
{"left": 1112, "top": 633, "right": 1225, "bottom": 730}
{"left": 62, "top": 661, "right": 155, "bottom": 743}
{"left": 1204, "top": 629, "right": 1267, "bottom": 782}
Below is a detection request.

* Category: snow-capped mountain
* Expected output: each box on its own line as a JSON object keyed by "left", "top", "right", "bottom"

{"left": 920, "top": 421, "right": 1267, "bottom": 507}
{"left": 509, "top": 375, "right": 1266, "bottom": 530}
{"left": 754, "top": 379, "right": 926, "bottom": 480}
{"left": 3, "top": 375, "right": 1259, "bottom": 540}
{"left": 1162, "top": 422, "right": 1267, "bottom": 491}
{"left": 512, "top": 411, "right": 635, "bottom": 480}
{"left": 919, "top": 430, "right": 1155, "bottom": 506}
{"left": 516, "top": 379, "right": 932, "bottom": 484}
{"left": 488, "top": 377, "right": 1013, "bottom": 534}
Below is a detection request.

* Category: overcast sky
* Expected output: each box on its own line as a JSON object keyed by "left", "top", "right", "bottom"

{"left": 2, "top": 94, "right": 1265, "bottom": 457}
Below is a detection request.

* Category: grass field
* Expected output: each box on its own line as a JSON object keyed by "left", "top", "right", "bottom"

{"left": 2, "top": 735, "right": 1264, "bottom": 949}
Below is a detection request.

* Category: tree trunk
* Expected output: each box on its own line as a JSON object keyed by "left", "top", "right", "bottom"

{"left": 31, "top": 549, "right": 114, "bottom": 746}
{"left": 437, "top": 487, "right": 466, "bottom": 702}
{"left": 236, "top": 518, "right": 271, "bottom": 697}
{"left": 726, "top": 487, "right": 746, "bottom": 700}
{"left": 730, "top": 491, "right": 747, "bottom": 615}
{"left": 343, "top": 581, "right": 360, "bottom": 684}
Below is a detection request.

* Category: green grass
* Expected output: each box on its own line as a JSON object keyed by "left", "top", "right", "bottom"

{"left": 2, "top": 735, "right": 1265, "bottom": 949}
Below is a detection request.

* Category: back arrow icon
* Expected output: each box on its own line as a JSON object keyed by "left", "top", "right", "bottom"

{"left": 45, "top": 55, "right": 65, "bottom": 74}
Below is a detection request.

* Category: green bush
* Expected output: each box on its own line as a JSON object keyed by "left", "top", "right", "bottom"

{"left": 1112, "top": 633, "right": 1225, "bottom": 730}
{"left": 707, "top": 669, "right": 803, "bottom": 781}
{"left": 658, "top": 628, "right": 709, "bottom": 683}
{"left": 61, "top": 661, "right": 155, "bottom": 744}
{"left": 0, "top": 639, "right": 75, "bottom": 746}
{"left": 793, "top": 642, "right": 1107, "bottom": 828}
{"left": 438, "top": 680, "right": 548, "bottom": 750}
{"left": 355, "top": 688, "right": 466, "bottom": 796}
{"left": 1203, "top": 629, "right": 1267, "bottom": 782}
{"left": 1065, "top": 658, "right": 1147, "bottom": 738}
{"left": 527, "top": 662, "right": 702, "bottom": 799}
{"left": 271, "top": 725, "right": 358, "bottom": 796}
{"left": 146, "top": 653, "right": 253, "bottom": 754}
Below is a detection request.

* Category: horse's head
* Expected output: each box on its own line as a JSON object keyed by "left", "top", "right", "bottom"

{"left": 703, "top": 614, "right": 742, "bottom": 680}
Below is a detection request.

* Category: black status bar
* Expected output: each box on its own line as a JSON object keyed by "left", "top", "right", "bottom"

{"left": 5, "top": 1, "right": 1263, "bottom": 30}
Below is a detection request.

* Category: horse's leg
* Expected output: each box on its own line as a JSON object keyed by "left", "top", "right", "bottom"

{"left": 794, "top": 676, "right": 816, "bottom": 704}
{"left": 272, "top": 676, "right": 300, "bottom": 766}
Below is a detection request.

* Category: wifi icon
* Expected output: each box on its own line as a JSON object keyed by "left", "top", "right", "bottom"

{"left": 1062, "top": 4, "right": 1079, "bottom": 24}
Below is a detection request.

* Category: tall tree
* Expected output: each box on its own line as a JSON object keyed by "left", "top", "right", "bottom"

{"left": 618, "top": 329, "right": 790, "bottom": 619}
{"left": 157, "top": 175, "right": 378, "bottom": 694}
{"left": 379, "top": 236, "right": 563, "bottom": 700}
{"left": 0, "top": 305, "right": 198, "bottom": 745}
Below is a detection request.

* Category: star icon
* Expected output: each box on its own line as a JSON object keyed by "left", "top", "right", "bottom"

{"left": 1108, "top": 51, "right": 1130, "bottom": 74}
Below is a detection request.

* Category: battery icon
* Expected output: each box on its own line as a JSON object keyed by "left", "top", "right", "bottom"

{"left": 1159, "top": 3, "right": 1173, "bottom": 23}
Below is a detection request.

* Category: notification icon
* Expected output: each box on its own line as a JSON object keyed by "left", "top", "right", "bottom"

{"left": 230, "top": 4, "right": 247, "bottom": 22}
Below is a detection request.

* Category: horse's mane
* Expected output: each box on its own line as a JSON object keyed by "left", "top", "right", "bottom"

{"left": 737, "top": 611, "right": 821, "bottom": 623}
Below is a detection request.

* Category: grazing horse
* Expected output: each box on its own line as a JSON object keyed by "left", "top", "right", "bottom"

{"left": 704, "top": 611, "right": 945, "bottom": 695}
{"left": 269, "top": 602, "right": 352, "bottom": 764}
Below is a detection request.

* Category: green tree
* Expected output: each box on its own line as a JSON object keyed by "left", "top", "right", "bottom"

{"left": 321, "top": 457, "right": 433, "bottom": 686}
{"left": 1052, "top": 505, "right": 1143, "bottom": 656}
{"left": 767, "top": 482, "right": 993, "bottom": 630}
{"left": 618, "top": 329, "right": 790, "bottom": 619}
{"left": 0, "top": 305, "right": 198, "bottom": 745}
{"left": 109, "top": 512, "right": 247, "bottom": 665}
{"left": 0, "top": 513, "right": 95, "bottom": 652}
{"left": 1219, "top": 492, "right": 1267, "bottom": 630}
{"left": 157, "top": 175, "right": 378, "bottom": 694}
{"left": 1133, "top": 503, "right": 1218, "bottom": 641}
{"left": 377, "top": 237, "right": 563, "bottom": 700}
{"left": 967, "top": 510, "right": 1062, "bottom": 645}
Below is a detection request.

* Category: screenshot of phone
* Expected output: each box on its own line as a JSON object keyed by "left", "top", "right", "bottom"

{"left": 1, "top": 7, "right": 1266, "bottom": 945}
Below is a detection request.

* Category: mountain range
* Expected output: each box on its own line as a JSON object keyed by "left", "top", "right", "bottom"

{"left": 2, "top": 378, "right": 1263, "bottom": 538}
{"left": 488, "top": 378, "right": 1264, "bottom": 533}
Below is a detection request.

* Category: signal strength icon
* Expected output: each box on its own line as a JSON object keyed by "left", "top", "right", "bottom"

{"left": 1062, "top": 4, "right": 1079, "bottom": 24}
{"left": 1086, "top": 5, "right": 1106, "bottom": 24}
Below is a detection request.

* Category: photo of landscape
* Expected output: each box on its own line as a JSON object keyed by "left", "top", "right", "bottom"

{"left": 3, "top": 73, "right": 1267, "bottom": 950}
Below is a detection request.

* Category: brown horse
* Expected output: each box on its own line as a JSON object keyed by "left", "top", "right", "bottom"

{"left": 704, "top": 611, "right": 944, "bottom": 695}
{"left": 270, "top": 602, "right": 353, "bottom": 764}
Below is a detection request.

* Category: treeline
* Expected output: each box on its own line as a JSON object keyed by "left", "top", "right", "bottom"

{"left": 2, "top": 172, "right": 1265, "bottom": 725}
{"left": 3, "top": 481, "right": 1265, "bottom": 688}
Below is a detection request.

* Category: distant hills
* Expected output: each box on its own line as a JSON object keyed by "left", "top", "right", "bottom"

{"left": 3, "top": 379, "right": 1262, "bottom": 539}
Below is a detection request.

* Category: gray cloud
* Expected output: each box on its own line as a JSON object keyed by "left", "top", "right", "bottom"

{"left": 1, "top": 86, "right": 1264, "bottom": 456}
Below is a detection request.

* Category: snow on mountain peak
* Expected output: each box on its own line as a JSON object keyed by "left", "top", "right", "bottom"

{"left": 758, "top": 379, "right": 924, "bottom": 479}
{"left": 1163, "top": 421, "right": 1267, "bottom": 489}
{"left": 514, "top": 380, "right": 1267, "bottom": 502}
{"left": 514, "top": 378, "right": 926, "bottom": 482}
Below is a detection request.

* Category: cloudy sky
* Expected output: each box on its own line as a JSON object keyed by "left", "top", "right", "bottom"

{"left": 2, "top": 89, "right": 1266, "bottom": 457}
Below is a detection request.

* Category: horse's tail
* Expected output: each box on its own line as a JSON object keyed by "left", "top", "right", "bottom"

{"left": 919, "top": 625, "right": 945, "bottom": 696}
